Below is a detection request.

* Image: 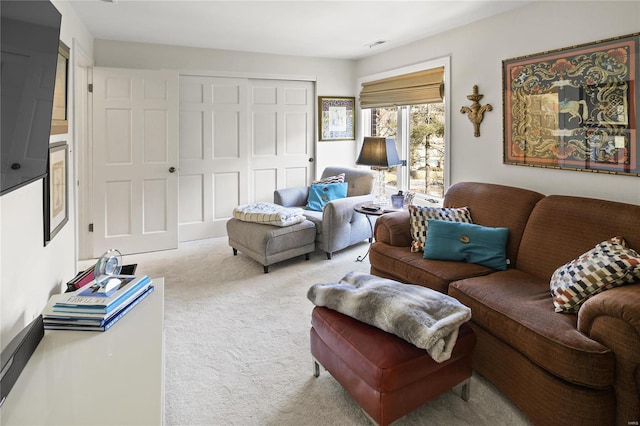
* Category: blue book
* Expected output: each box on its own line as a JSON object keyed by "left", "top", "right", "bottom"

{"left": 44, "top": 286, "right": 154, "bottom": 331}
{"left": 54, "top": 275, "right": 151, "bottom": 313}
{"left": 50, "top": 280, "right": 152, "bottom": 316}
{"left": 44, "top": 281, "right": 151, "bottom": 321}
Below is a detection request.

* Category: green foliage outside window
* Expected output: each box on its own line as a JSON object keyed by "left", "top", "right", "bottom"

{"left": 371, "top": 103, "right": 445, "bottom": 198}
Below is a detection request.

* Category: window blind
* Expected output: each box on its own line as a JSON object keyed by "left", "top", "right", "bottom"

{"left": 359, "top": 67, "right": 444, "bottom": 109}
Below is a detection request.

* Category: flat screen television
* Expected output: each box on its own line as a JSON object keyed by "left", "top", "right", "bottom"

{"left": 1, "top": 1, "right": 62, "bottom": 196}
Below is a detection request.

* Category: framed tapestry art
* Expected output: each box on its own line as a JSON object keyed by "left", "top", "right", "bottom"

{"left": 503, "top": 33, "right": 639, "bottom": 176}
{"left": 318, "top": 96, "right": 355, "bottom": 141}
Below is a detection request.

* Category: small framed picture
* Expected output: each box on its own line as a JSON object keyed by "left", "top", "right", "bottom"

{"left": 51, "top": 41, "right": 69, "bottom": 135}
{"left": 44, "top": 141, "right": 69, "bottom": 245}
{"left": 318, "top": 96, "right": 355, "bottom": 141}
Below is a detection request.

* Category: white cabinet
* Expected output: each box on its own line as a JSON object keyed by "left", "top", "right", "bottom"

{"left": 0, "top": 278, "right": 165, "bottom": 425}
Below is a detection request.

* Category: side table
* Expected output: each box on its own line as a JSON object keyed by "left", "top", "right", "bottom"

{"left": 353, "top": 203, "right": 387, "bottom": 262}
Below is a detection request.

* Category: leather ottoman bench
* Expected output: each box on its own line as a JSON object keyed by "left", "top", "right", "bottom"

{"left": 310, "top": 306, "right": 476, "bottom": 425}
{"left": 226, "top": 217, "right": 316, "bottom": 273}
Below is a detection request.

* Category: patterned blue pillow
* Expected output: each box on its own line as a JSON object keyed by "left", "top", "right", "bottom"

{"left": 306, "top": 182, "right": 348, "bottom": 212}
{"left": 423, "top": 219, "right": 509, "bottom": 270}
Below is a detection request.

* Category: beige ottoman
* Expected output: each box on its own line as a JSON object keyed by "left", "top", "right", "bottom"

{"left": 226, "top": 218, "right": 316, "bottom": 273}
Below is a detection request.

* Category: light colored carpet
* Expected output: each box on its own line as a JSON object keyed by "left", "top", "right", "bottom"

{"left": 116, "top": 237, "right": 532, "bottom": 426}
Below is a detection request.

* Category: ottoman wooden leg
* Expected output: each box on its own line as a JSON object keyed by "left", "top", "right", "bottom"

{"left": 233, "top": 248, "right": 238, "bottom": 255}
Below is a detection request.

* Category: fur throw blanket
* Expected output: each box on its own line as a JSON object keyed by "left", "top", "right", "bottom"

{"left": 307, "top": 272, "right": 472, "bottom": 363}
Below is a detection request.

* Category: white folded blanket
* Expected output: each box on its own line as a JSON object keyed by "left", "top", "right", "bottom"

{"left": 307, "top": 271, "right": 472, "bottom": 363}
{"left": 233, "top": 202, "right": 306, "bottom": 227}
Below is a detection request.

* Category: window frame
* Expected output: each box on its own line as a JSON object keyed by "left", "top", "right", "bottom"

{"left": 358, "top": 56, "right": 451, "bottom": 202}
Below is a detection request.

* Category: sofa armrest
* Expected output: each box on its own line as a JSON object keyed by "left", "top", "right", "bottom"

{"left": 578, "top": 284, "right": 640, "bottom": 343}
{"left": 578, "top": 284, "right": 640, "bottom": 421}
{"left": 323, "top": 194, "right": 375, "bottom": 223}
{"left": 274, "top": 186, "right": 309, "bottom": 207}
{"left": 373, "top": 210, "right": 411, "bottom": 247}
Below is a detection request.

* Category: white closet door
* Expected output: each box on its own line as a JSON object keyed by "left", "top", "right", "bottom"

{"left": 248, "top": 79, "right": 314, "bottom": 202}
{"left": 178, "top": 76, "right": 248, "bottom": 241}
{"left": 92, "top": 67, "right": 179, "bottom": 256}
{"left": 178, "top": 76, "right": 314, "bottom": 241}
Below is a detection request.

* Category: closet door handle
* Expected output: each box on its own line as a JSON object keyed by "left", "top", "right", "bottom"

{"left": 169, "top": 167, "right": 176, "bottom": 173}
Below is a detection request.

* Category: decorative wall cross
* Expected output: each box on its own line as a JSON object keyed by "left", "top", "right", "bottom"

{"left": 460, "top": 85, "right": 492, "bottom": 137}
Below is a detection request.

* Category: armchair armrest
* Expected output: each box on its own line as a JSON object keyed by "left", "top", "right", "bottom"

{"left": 274, "top": 186, "right": 309, "bottom": 207}
{"left": 320, "top": 194, "right": 375, "bottom": 253}
{"left": 322, "top": 194, "right": 374, "bottom": 223}
{"left": 373, "top": 211, "right": 412, "bottom": 247}
{"left": 578, "top": 284, "right": 640, "bottom": 422}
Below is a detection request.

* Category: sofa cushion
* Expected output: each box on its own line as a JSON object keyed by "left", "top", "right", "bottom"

{"left": 306, "top": 182, "right": 348, "bottom": 211}
{"left": 449, "top": 269, "right": 615, "bottom": 388}
{"left": 320, "top": 166, "right": 373, "bottom": 197}
{"left": 408, "top": 205, "right": 472, "bottom": 252}
{"left": 369, "top": 243, "right": 495, "bottom": 294}
{"left": 551, "top": 237, "right": 640, "bottom": 313}
{"left": 516, "top": 195, "right": 640, "bottom": 281}
{"left": 423, "top": 220, "right": 509, "bottom": 270}
{"left": 301, "top": 209, "right": 323, "bottom": 234}
{"left": 443, "top": 182, "right": 545, "bottom": 268}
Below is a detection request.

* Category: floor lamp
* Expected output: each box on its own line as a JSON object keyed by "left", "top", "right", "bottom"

{"left": 356, "top": 137, "right": 402, "bottom": 205}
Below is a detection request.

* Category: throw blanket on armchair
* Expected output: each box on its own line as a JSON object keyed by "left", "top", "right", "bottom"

{"left": 233, "top": 202, "right": 305, "bottom": 227}
{"left": 307, "top": 271, "right": 471, "bottom": 362}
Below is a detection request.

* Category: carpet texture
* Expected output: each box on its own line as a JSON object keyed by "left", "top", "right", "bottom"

{"left": 113, "top": 237, "right": 532, "bottom": 426}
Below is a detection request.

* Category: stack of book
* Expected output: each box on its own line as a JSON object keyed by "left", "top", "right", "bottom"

{"left": 42, "top": 275, "right": 153, "bottom": 331}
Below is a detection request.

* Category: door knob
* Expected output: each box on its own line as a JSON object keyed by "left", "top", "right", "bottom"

{"left": 169, "top": 167, "right": 176, "bottom": 173}
{"left": 308, "top": 158, "right": 314, "bottom": 162}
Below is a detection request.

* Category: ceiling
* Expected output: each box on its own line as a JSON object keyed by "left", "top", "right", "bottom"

{"left": 68, "top": 1, "right": 534, "bottom": 60}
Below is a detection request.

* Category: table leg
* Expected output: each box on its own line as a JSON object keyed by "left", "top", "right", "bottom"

{"left": 356, "top": 214, "right": 374, "bottom": 262}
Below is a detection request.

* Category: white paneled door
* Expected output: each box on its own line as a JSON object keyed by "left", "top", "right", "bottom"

{"left": 179, "top": 76, "right": 314, "bottom": 241}
{"left": 92, "top": 67, "right": 179, "bottom": 256}
{"left": 248, "top": 79, "right": 315, "bottom": 202}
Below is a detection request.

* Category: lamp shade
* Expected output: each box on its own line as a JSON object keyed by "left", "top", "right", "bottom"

{"left": 356, "top": 137, "right": 402, "bottom": 168}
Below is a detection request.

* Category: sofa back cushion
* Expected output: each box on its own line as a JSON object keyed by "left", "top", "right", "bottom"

{"left": 444, "top": 182, "right": 544, "bottom": 267}
{"left": 517, "top": 195, "right": 640, "bottom": 281}
{"left": 306, "top": 182, "right": 348, "bottom": 211}
{"left": 321, "top": 167, "right": 374, "bottom": 197}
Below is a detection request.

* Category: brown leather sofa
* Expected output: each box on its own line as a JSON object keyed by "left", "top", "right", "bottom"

{"left": 370, "top": 182, "right": 640, "bottom": 426}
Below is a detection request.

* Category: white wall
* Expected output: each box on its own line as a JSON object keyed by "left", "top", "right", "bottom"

{"left": 0, "top": 1, "right": 94, "bottom": 347}
{"left": 356, "top": 1, "right": 640, "bottom": 204}
{"left": 93, "top": 40, "right": 358, "bottom": 176}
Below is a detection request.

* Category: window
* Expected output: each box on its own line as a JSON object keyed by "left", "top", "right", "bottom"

{"left": 360, "top": 58, "right": 450, "bottom": 201}
{"left": 369, "top": 103, "right": 445, "bottom": 198}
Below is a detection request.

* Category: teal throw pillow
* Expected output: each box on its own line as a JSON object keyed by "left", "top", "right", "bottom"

{"left": 306, "top": 182, "right": 348, "bottom": 211}
{"left": 423, "top": 219, "right": 509, "bottom": 270}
